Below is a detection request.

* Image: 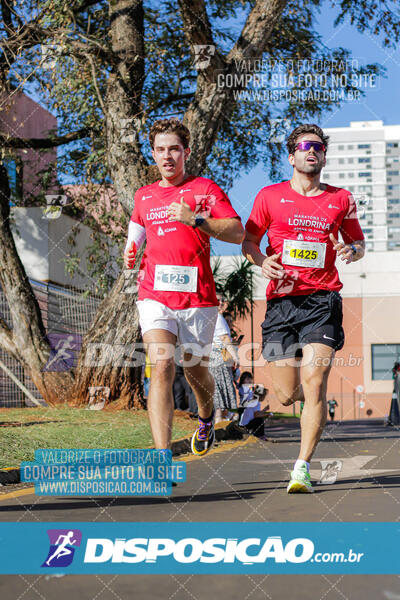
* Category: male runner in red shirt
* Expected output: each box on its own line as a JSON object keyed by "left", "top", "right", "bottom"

{"left": 243, "top": 124, "right": 365, "bottom": 493}
{"left": 124, "top": 118, "right": 244, "bottom": 456}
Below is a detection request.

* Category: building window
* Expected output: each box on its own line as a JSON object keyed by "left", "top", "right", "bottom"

{"left": 387, "top": 142, "right": 399, "bottom": 148}
{"left": 359, "top": 157, "right": 371, "bottom": 163}
{"left": 348, "top": 145, "right": 354, "bottom": 149}
{"left": 371, "top": 344, "right": 400, "bottom": 380}
{"left": 388, "top": 171, "right": 400, "bottom": 176}
{"left": 358, "top": 144, "right": 371, "bottom": 149}
{"left": 339, "top": 158, "right": 345, "bottom": 164}
{"left": 338, "top": 145, "right": 344, "bottom": 150}
{"left": 324, "top": 174, "right": 330, "bottom": 179}
{"left": 348, "top": 173, "right": 354, "bottom": 178}
{"left": 348, "top": 158, "right": 354, "bottom": 163}
{"left": 359, "top": 172, "right": 372, "bottom": 177}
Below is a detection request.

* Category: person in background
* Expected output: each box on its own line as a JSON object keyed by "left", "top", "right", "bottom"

{"left": 238, "top": 372, "right": 269, "bottom": 437}
{"left": 327, "top": 397, "right": 338, "bottom": 422}
{"left": 208, "top": 298, "right": 239, "bottom": 423}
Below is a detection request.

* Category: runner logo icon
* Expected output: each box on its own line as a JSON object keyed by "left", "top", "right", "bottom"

{"left": 42, "top": 529, "right": 82, "bottom": 568}
{"left": 157, "top": 226, "right": 165, "bottom": 237}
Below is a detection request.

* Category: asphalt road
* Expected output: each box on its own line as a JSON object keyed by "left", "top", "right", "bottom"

{"left": 1, "top": 418, "right": 400, "bottom": 599}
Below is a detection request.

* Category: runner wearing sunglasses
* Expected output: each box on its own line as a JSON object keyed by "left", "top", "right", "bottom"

{"left": 243, "top": 124, "right": 365, "bottom": 493}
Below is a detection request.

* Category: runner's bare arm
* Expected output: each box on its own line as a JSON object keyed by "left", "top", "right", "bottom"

{"left": 242, "top": 230, "right": 284, "bottom": 279}
{"left": 168, "top": 199, "right": 244, "bottom": 244}
{"left": 329, "top": 234, "right": 365, "bottom": 264}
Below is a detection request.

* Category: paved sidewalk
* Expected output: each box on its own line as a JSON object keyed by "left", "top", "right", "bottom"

{"left": 0, "top": 419, "right": 399, "bottom": 599}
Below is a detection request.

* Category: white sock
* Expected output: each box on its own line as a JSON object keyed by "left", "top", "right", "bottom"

{"left": 294, "top": 459, "right": 310, "bottom": 472}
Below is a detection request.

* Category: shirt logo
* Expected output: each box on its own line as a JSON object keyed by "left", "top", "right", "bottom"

{"left": 141, "top": 195, "right": 152, "bottom": 201}
{"left": 157, "top": 226, "right": 165, "bottom": 236}
{"left": 179, "top": 189, "right": 191, "bottom": 194}
{"left": 297, "top": 233, "right": 304, "bottom": 240}
{"left": 280, "top": 198, "right": 294, "bottom": 203}
{"left": 328, "top": 204, "right": 339, "bottom": 209}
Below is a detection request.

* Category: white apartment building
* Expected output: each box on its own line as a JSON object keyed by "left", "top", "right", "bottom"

{"left": 322, "top": 120, "right": 400, "bottom": 252}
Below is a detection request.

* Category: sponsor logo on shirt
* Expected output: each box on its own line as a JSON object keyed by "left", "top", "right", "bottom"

{"left": 157, "top": 226, "right": 165, "bottom": 236}
{"left": 328, "top": 204, "right": 340, "bottom": 209}
{"left": 288, "top": 216, "right": 330, "bottom": 230}
{"left": 280, "top": 198, "right": 294, "bottom": 203}
{"left": 146, "top": 207, "right": 169, "bottom": 220}
{"left": 141, "top": 195, "right": 152, "bottom": 201}
{"left": 297, "top": 233, "right": 304, "bottom": 240}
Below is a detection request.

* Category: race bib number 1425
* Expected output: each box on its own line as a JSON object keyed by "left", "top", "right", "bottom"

{"left": 282, "top": 240, "right": 326, "bottom": 269}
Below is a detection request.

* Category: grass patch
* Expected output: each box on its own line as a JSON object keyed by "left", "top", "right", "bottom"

{"left": 0, "top": 408, "right": 197, "bottom": 468}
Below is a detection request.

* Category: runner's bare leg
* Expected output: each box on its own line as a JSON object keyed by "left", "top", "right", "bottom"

{"left": 183, "top": 355, "right": 215, "bottom": 420}
{"left": 298, "top": 343, "right": 334, "bottom": 462}
{"left": 143, "top": 329, "right": 177, "bottom": 449}
{"left": 268, "top": 356, "right": 304, "bottom": 406}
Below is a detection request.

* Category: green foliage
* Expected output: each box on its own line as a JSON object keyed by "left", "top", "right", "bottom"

{"left": 213, "top": 256, "right": 255, "bottom": 321}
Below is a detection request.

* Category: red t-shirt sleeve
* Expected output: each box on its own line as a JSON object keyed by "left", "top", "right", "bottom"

{"left": 202, "top": 180, "right": 240, "bottom": 219}
{"left": 130, "top": 189, "right": 145, "bottom": 226}
{"left": 339, "top": 193, "right": 364, "bottom": 244}
{"left": 245, "top": 188, "right": 271, "bottom": 237}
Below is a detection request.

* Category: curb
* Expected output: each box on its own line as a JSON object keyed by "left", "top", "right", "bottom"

{"left": 0, "top": 421, "right": 249, "bottom": 486}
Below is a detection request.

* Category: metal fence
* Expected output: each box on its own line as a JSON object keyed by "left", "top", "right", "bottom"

{"left": 0, "top": 279, "right": 101, "bottom": 407}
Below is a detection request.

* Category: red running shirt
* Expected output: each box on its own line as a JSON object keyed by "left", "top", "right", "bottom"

{"left": 131, "top": 175, "right": 240, "bottom": 309}
{"left": 245, "top": 181, "right": 364, "bottom": 299}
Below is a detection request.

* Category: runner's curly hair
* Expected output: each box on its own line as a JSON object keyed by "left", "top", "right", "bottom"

{"left": 149, "top": 118, "right": 190, "bottom": 149}
{"left": 286, "top": 124, "right": 329, "bottom": 155}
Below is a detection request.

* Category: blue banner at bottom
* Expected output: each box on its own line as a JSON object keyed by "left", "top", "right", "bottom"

{"left": 0, "top": 522, "right": 398, "bottom": 574}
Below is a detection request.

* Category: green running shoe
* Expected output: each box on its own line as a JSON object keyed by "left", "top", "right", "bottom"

{"left": 287, "top": 465, "right": 313, "bottom": 493}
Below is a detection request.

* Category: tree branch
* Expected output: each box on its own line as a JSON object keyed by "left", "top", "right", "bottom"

{"left": 227, "top": 0, "right": 288, "bottom": 62}
{"left": 0, "top": 127, "right": 91, "bottom": 149}
{"left": 178, "top": 0, "right": 225, "bottom": 77}
{"left": 0, "top": 317, "right": 17, "bottom": 359}
{"left": 86, "top": 53, "right": 106, "bottom": 113}
{"left": 1, "top": 0, "right": 13, "bottom": 36}
{"left": 182, "top": 0, "right": 288, "bottom": 175}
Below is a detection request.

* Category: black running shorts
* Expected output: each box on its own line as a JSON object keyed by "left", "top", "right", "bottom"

{"left": 261, "top": 290, "right": 345, "bottom": 362}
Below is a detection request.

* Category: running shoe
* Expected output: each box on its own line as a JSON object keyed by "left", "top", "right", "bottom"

{"left": 287, "top": 465, "right": 313, "bottom": 493}
{"left": 191, "top": 412, "right": 215, "bottom": 456}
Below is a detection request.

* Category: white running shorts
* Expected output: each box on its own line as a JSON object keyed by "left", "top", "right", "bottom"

{"left": 136, "top": 299, "right": 218, "bottom": 357}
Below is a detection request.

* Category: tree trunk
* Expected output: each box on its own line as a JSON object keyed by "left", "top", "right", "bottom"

{"left": 72, "top": 265, "right": 145, "bottom": 409}
{"left": 73, "top": 0, "right": 288, "bottom": 410}
{"left": 0, "top": 163, "right": 74, "bottom": 405}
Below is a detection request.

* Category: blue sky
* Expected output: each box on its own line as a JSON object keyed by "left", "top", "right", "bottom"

{"left": 213, "top": 2, "right": 400, "bottom": 254}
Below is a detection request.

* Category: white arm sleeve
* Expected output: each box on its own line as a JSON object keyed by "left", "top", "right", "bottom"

{"left": 125, "top": 221, "right": 146, "bottom": 253}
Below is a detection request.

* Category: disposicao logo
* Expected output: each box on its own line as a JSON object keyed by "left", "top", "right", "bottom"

{"left": 42, "top": 529, "right": 82, "bottom": 568}
{"left": 83, "top": 536, "right": 314, "bottom": 565}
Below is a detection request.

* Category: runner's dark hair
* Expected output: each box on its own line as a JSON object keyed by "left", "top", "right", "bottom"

{"left": 286, "top": 124, "right": 329, "bottom": 155}
{"left": 149, "top": 118, "right": 190, "bottom": 149}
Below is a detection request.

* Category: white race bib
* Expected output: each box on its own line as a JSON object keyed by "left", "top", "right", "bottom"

{"left": 154, "top": 265, "right": 198, "bottom": 292}
{"left": 282, "top": 239, "right": 326, "bottom": 269}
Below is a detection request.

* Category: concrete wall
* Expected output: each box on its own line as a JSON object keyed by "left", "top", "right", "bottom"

{"left": 11, "top": 207, "right": 111, "bottom": 289}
